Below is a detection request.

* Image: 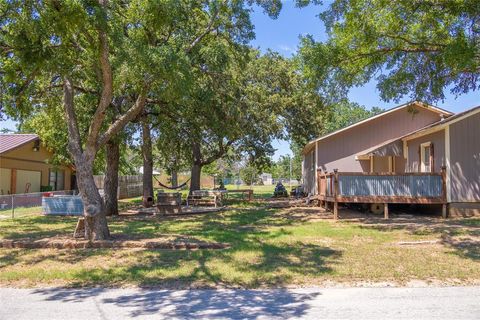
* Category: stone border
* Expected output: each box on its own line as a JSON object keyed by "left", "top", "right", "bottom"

{"left": 0, "top": 238, "right": 230, "bottom": 250}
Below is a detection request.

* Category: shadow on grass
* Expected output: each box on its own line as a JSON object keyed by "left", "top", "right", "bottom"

{"left": 356, "top": 216, "right": 480, "bottom": 261}
{"left": 0, "top": 215, "right": 78, "bottom": 240}
{"left": 32, "top": 286, "right": 321, "bottom": 319}
{"left": 0, "top": 205, "right": 341, "bottom": 288}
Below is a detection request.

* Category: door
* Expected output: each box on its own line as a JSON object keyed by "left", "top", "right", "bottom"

{"left": 420, "top": 142, "right": 432, "bottom": 172}
{"left": 16, "top": 170, "right": 41, "bottom": 193}
{"left": 0, "top": 168, "right": 11, "bottom": 195}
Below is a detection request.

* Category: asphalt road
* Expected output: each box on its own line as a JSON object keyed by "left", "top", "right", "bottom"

{"left": 1, "top": 286, "right": 479, "bottom": 319}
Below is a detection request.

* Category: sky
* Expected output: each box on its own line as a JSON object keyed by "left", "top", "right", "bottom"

{"left": 1, "top": 1, "right": 478, "bottom": 160}
{"left": 250, "top": 1, "right": 479, "bottom": 160}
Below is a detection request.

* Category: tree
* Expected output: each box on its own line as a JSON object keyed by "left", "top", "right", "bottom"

{"left": 323, "top": 99, "right": 383, "bottom": 134}
{"left": 152, "top": 50, "right": 325, "bottom": 192}
{"left": 298, "top": 0, "right": 480, "bottom": 102}
{"left": 1, "top": 1, "right": 282, "bottom": 239}
{"left": 240, "top": 165, "right": 258, "bottom": 186}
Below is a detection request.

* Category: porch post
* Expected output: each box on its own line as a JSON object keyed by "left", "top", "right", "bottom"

{"left": 441, "top": 166, "right": 448, "bottom": 219}
{"left": 333, "top": 169, "right": 339, "bottom": 220}
{"left": 323, "top": 170, "right": 328, "bottom": 211}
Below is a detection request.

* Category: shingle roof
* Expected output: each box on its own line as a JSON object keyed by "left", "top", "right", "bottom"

{"left": 0, "top": 134, "right": 39, "bottom": 154}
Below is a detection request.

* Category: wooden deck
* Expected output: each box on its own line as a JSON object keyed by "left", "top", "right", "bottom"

{"left": 317, "top": 168, "right": 447, "bottom": 219}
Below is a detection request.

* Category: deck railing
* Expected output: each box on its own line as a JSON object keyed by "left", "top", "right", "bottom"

{"left": 317, "top": 168, "right": 447, "bottom": 219}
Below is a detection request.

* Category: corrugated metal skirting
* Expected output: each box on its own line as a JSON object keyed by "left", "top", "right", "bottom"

{"left": 42, "top": 196, "right": 84, "bottom": 216}
{"left": 338, "top": 175, "right": 442, "bottom": 197}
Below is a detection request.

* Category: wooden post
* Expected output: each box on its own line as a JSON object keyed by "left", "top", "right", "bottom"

{"left": 10, "top": 169, "right": 17, "bottom": 194}
{"left": 441, "top": 166, "right": 448, "bottom": 218}
{"left": 333, "top": 169, "right": 339, "bottom": 220}
{"left": 384, "top": 203, "right": 389, "bottom": 219}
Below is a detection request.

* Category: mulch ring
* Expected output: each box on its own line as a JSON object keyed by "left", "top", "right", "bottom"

{"left": 0, "top": 235, "right": 230, "bottom": 250}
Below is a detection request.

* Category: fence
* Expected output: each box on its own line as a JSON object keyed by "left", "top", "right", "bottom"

{"left": 93, "top": 175, "right": 143, "bottom": 199}
{"left": 0, "top": 190, "right": 78, "bottom": 218}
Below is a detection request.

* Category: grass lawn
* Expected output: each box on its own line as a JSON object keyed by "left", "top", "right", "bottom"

{"left": 0, "top": 198, "right": 478, "bottom": 288}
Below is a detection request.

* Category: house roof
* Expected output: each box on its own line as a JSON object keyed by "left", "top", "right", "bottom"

{"left": 355, "top": 136, "right": 404, "bottom": 158}
{"left": 303, "top": 101, "right": 453, "bottom": 155}
{"left": 402, "top": 104, "right": 480, "bottom": 141}
{"left": 0, "top": 134, "right": 39, "bottom": 155}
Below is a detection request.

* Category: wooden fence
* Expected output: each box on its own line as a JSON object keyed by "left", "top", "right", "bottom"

{"left": 93, "top": 175, "right": 143, "bottom": 199}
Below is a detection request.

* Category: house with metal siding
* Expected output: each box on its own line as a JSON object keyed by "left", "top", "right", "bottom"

{"left": 402, "top": 106, "right": 480, "bottom": 216}
{"left": 302, "top": 101, "right": 452, "bottom": 195}
{"left": 302, "top": 101, "right": 480, "bottom": 217}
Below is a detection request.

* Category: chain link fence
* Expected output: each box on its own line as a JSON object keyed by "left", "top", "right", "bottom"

{"left": 0, "top": 190, "right": 78, "bottom": 218}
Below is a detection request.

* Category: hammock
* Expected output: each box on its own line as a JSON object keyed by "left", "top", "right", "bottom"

{"left": 154, "top": 176, "right": 191, "bottom": 190}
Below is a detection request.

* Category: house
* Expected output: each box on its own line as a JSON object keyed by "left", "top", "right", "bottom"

{"left": 0, "top": 134, "right": 74, "bottom": 194}
{"left": 260, "top": 173, "right": 273, "bottom": 185}
{"left": 302, "top": 101, "right": 480, "bottom": 217}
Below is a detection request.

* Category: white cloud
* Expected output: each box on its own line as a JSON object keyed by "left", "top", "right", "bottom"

{"left": 278, "top": 45, "right": 296, "bottom": 53}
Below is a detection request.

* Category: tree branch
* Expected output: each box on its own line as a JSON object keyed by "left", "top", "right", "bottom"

{"left": 63, "top": 78, "right": 83, "bottom": 158}
{"left": 201, "top": 138, "right": 235, "bottom": 165}
{"left": 85, "top": 0, "right": 114, "bottom": 156}
{"left": 98, "top": 87, "right": 148, "bottom": 147}
{"left": 185, "top": 7, "right": 219, "bottom": 53}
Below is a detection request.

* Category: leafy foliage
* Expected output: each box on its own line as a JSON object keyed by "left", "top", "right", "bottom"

{"left": 298, "top": 0, "right": 480, "bottom": 102}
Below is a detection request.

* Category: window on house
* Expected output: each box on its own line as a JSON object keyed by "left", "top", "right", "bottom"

{"left": 420, "top": 143, "right": 431, "bottom": 172}
{"left": 49, "top": 170, "right": 65, "bottom": 191}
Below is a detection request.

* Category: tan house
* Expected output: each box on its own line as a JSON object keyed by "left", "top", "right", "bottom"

{"left": 0, "top": 134, "right": 74, "bottom": 194}
{"left": 302, "top": 101, "right": 480, "bottom": 217}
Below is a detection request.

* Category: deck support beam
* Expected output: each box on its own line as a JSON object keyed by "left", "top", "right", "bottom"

{"left": 442, "top": 204, "right": 448, "bottom": 219}
{"left": 333, "top": 201, "right": 338, "bottom": 220}
{"left": 384, "top": 203, "right": 389, "bottom": 219}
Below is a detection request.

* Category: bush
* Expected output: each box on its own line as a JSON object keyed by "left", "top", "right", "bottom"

{"left": 40, "top": 185, "right": 53, "bottom": 192}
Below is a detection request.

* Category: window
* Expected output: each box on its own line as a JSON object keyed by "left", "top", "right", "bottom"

{"left": 49, "top": 170, "right": 65, "bottom": 191}
{"left": 420, "top": 142, "right": 432, "bottom": 172}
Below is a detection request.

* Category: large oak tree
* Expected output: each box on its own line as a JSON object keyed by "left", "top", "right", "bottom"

{"left": 298, "top": 0, "right": 480, "bottom": 102}
{"left": 0, "top": 0, "right": 282, "bottom": 240}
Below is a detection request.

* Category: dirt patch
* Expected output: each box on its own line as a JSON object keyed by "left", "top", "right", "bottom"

{"left": 0, "top": 235, "right": 230, "bottom": 250}
{"left": 262, "top": 197, "right": 319, "bottom": 209}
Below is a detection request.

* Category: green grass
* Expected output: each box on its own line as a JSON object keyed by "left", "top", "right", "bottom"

{"left": 0, "top": 206, "right": 42, "bottom": 219}
{"left": 118, "top": 184, "right": 278, "bottom": 206}
{"left": 0, "top": 201, "right": 479, "bottom": 288}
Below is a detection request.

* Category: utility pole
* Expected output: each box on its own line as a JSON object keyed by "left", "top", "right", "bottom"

{"left": 289, "top": 156, "right": 292, "bottom": 189}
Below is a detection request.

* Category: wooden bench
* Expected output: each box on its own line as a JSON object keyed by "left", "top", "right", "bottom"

{"left": 227, "top": 189, "right": 253, "bottom": 201}
{"left": 156, "top": 192, "right": 182, "bottom": 215}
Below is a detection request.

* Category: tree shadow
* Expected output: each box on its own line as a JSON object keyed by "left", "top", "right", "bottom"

{"left": 1, "top": 205, "right": 341, "bottom": 288}
{"left": 0, "top": 216, "right": 78, "bottom": 240}
{"left": 32, "top": 286, "right": 321, "bottom": 319}
{"left": 355, "top": 215, "right": 480, "bottom": 261}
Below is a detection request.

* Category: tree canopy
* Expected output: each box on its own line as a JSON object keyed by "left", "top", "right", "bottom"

{"left": 0, "top": 0, "right": 285, "bottom": 239}
{"left": 298, "top": 0, "right": 480, "bottom": 102}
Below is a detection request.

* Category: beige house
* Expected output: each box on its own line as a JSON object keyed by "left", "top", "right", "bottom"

{"left": 302, "top": 101, "right": 452, "bottom": 195}
{"left": 302, "top": 101, "right": 480, "bottom": 217}
{"left": 0, "top": 134, "right": 74, "bottom": 194}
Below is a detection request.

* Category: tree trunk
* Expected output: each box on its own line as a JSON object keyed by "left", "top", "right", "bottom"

{"left": 171, "top": 170, "right": 178, "bottom": 187}
{"left": 190, "top": 162, "right": 203, "bottom": 192}
{"left": 63, "top": 78, "right": 110, "bottom": 241}
{"left": 142, "top": 117, "right": 154, "bottom": 207}
{"left": 190, "top": 143, "right": 203, "bottom": 192}
{"left": 104, "top": 139, "right": 119, "bottom": 216}
{"left": 76, "top": 159, "right": 110, "bottom": 240}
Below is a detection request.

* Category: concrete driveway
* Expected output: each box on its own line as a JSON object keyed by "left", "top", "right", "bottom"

{"left": 1, "top": 286, "right": 479, "bottom": 319}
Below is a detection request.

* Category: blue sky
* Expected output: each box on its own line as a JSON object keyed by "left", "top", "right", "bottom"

{"left": 1, "top": 1, "right": 478, "bottom": 159}
{"left": 250, "top": 1, "right": 479, "bottom": 160}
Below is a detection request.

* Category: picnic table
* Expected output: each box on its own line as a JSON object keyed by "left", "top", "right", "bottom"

{"left": 187, "top": 190, "right": 227, "bottom": 208}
